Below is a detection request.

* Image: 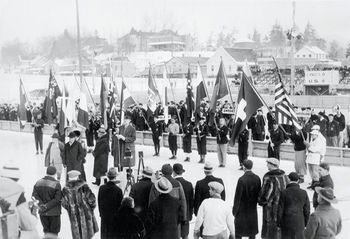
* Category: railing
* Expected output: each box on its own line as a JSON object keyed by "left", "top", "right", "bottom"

{"left": 1, "top": 120, "right": 350, "bottom": 167}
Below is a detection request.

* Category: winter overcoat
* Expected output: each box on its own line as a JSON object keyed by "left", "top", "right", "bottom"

{"left": 129, "top": 177, "right": 153, "bottom": 222}
{"left": 112, "top": 124, "right": 136, "bottom": 167}
{"left": 93, "top": 134, "right": 110, "bottom": 178}
{"left": 195, "top": 123, "right": 208, "bottom": 155}
{"left": 232, "top": 171, "right": 261, "bottom": 237}
{"left": 145, "top": 194, "right": 184, "bottom": 239}
{"left": 61, "top": 180, "right": 99, "bottom": 239}
{"left": 63, "top": 141, "right": 85, "bottom": 173}
{"left": 258, "top": 169, "right": 289, "bottom": 239}
{"left": 182, "top": 123, "right": 193, "bottom": 153}
{"left": 44, "top": 141, "right": 64, "bottom": 167}
{"left": 278, "top": 183, "right": 310, "bottom": 239}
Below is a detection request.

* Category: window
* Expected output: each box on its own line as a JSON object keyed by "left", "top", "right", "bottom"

{"left": 211, "top": 65, "right": 214, "bottom": 72}
{"left": 229, "top": 65, "right": 232, "bottom": 72}
{"left": 302, "top": 54, "right": 305, "bottom": 58}
{"left": 309, "top": 54, "right": 312, "bottom": 58}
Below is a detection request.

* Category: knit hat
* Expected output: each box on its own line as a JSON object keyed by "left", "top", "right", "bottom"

{"left": 46, "top": 166, "right": 57, "bottom": 176}
{"left": 208, "top": 181, "right": 224, "bottom": 194}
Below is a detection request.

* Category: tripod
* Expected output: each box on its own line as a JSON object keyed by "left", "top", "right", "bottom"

{"left": 123, "top": 165, "right": 135, "bottom": 195}
{"left": 137, "top": 151, "right": 145, "bottom": 183}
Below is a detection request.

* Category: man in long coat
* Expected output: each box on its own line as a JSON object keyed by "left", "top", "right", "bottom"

{"left": 258, "top": 158, "right": 289, "bottom": 239}
{"left": 194, "top": 162, "right": 225, "bottom": 216}
{"left": 62, "top": 170, "right": 99, "bottom": 239}
{"left": 278, "top": 172, "right": 310, "bottom": 239}
{"left": 63, "top": 132, "right": 85, "bottom": 180}
{"left": 112, "top": 114, "right": 136, "bottom": 171}
{"left": 145, "top": 177, "right": 184, "bottom": 239}
{"left": 150, "top": 116, "right": 163, "bottom": 156}
{"left": 92, "top": 127, "right": 110, "bottom": 186}
{"left": 98, "top": 168, "right": 123, "bottom": 239}
{"left": 233, "top": 160, "right": 261, "bottom": 239}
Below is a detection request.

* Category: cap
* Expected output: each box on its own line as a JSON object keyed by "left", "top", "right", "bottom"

{"left": 319, "top": 163, "right": 330, "bottom": 171}
{"left": 161, "top": 164, "right": 173, "bottom": 176}
{"left": 288, "top": 172, "right": 299, "bottom": 182}
{"left": 155, "top": 177, "right": 173, "bottom": 194}
{"left": 266, "top": 158, "right": 280, "bottom": 167}
{"left": 68, "top": 132, "right": 76, "bottom": 138}
{"left": 310, "top": 130, "right": 319, "bottom": 135}
{"left": 311, "top": 125, "right": 320, "bottom": 131}
{"left": 46, "top": 166, "right": 57, "bottom": 176}
{"left": 173, "top": 163, "right": 185, "bottom": 174}
{"left": 67, "top": 170, "right": 81, "bottom": 179}
{"left": 51, "top": 133, "right": 59, "bottom": 139}
{"left": 97, "top": 127, "right": 106, "bottom": 134}
{"left": 208, "top": 181, "right": 224, "bottom": 194}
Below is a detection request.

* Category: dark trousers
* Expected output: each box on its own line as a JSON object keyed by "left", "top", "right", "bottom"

{"left": 34, "top": 131, "right": 43, "bottom": 151}
{"left": 152, "top": 136, "right": 160, "bottom": 154}
{"left": 40, "top": 215, "right": 61, "bottom": 234}
{"left": 169, "top": 135, "right": 177, "bottom": 155}
{"left": 268, "top": 144, "right": 280, "bottom": 160}
{"left": 180, "top": 221, "right": 189, "bottom": 238}
{"left": 238, "top": 142, "right": 248, "bottom": 166}
{"left": 253, "top": 133, "right": 264, "bottom": 141}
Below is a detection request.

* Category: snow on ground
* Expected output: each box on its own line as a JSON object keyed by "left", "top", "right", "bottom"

{"left": 0, "top": 130, "right": 349, "bottom": 239}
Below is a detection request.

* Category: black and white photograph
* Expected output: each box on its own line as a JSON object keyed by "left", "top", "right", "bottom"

{"left": 0, "top": 0, "right": 349, "bottom": 238}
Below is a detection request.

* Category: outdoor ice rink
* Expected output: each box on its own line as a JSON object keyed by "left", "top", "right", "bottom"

{"left": 1, "top": 129, "right": 349, "bottom": 239}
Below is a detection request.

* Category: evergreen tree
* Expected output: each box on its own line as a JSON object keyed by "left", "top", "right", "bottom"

{"left": 269, "top": 22, "right": 286, "bottom": 47}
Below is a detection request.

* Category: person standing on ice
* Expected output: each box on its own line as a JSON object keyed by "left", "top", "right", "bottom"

{"left": 44, "top": 133, "right": 64, "bottom": 180}
{"left": 63, "top": 131, "right": 85, "bottom": 181}
{"left": 62, "top": 170, "right": 99, "bottom": 239}
{"left": 32, "top": 112, "right": 45, "bottom": 154}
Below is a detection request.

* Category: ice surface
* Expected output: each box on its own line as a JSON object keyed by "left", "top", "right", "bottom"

{"left": 0, "top": 130, "right": 349, "bottom": 239}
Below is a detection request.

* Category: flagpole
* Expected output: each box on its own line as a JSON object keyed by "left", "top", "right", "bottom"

{"left": 163, "top": 63, "right": 176, "bottom": 102}
{"left": 221, "top": 58, "right": 235, "bottom": 106}
{"left": 149, "top": 63, "right": 162, "bottom": 105}
{"left": 19, "top": 77, "right": 29, "bottom": 102}
{"left": 75, "top": 0, "right": 83, "bottom": 87}
{"left": 72, "top": 71, "right": 96, "bottom": 107}
{"left": 197, "top": 62, "right": 210, "bottom": 102}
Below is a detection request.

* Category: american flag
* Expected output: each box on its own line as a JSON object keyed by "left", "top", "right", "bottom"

{"left": 273, "top": 58, "right": 302, "bottom": 130}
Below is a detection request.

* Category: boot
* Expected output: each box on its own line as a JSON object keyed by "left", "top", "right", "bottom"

{"left": 198, "top": 155, "right": 204, "bottom": 164}
{"left": 92, "top": 178, "right": 101, "bottom": 186}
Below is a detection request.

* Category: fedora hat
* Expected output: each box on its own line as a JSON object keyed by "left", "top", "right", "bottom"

{"left": 266, "top": 158, "right": 280, "bottom": 167}
{"left": 155, "top": 177, "right": 173, "bottom": 194}
{"left": 142, "top": 167, "right": 154, "bottom": 179}
{"left": 204, "top": 162, "right": 214, "bottom": 172}
{"left": 97, "top": 127, "right": 106, "bottom": 134}
{"left": 315, "top": 187, "right": 338, "bottom": 204}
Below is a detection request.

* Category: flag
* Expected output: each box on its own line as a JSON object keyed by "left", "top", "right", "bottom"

{"left": 147, "top": 66, "right": 160, "bottom": 121}
{"left": 18, "top": 78, "right": 28, "bottom": 127}
{"left": 100, "top": 76, "right": 108, "bottom": 127}
{"left": 273, "top": 58, "right": 302, "bottom": 130}
{"left": 230, "top": 73, "right": 264, "bottom": 146}
{"left": 195, "top": 64, "right": 209, "bottom": 123}
{"left": 43, "top": 70, "right": 61, "bottom": 124}
{"left": 209, "top": 60, "right": 229, "bottom": 125}
{"left": 108, "top": 78, "right": 119, "bottom": 119}
{"left": 242, "top": 60, "right": 253, "bottom": 83}
{"left": 120, "top": 79, "right": 136, "bottom": 122}
{"left": 58, "top": 80, "right": 68, "bottom": 135}
{"left": 185, "top": 68, "right": 195, "bottom": 124}
{"left": 77, "top": 92, "right": 89, "bottom": 129}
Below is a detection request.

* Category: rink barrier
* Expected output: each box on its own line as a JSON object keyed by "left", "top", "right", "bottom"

{"left": 1, "top": 120, "right": 350, "bottom": 167}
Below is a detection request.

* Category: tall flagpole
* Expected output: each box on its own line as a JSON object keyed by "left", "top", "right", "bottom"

{"left": 75, "top": 0, "right": 83, "bottom": 87}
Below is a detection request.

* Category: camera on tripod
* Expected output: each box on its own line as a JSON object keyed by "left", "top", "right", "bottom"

{"left": 126, "top": 168, "right": 133, "bottom": 179}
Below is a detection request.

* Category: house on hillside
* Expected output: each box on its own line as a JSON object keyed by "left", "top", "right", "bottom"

{"left": 165, "top": 56, "right": 208, "bottom": 78}
{"left": 206, "top": 47, "right": 257, "bottom": 77}
{"left": 295, "top": 45, "right": 327, "bottom": 60}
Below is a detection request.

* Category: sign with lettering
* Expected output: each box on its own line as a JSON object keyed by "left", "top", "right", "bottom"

{"left": 304, "top": 70, "right": 339, "bottom": 85}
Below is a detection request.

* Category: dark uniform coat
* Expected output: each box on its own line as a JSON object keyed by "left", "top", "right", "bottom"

{"left": 93, "top": 134, "right": 110, "bottom": 178}
{"left": 129, "top": 177, "right": 153, "bottom": 222}
{"left": 232, "top": 171, "right": 261, "bottom": 237}
{"left": 145, "top": 194, "right": 184, "bottom": 239}
{"left": 194, "top": 175, "right": 226, "bottom": 215}
{"left": 278, "top": 183, "right": 310, "bottom": 239}
{"left": 182, "top": 123, "right": 194, "bottom": 153}
{"left": 312, "top": 174, "right": 334, "bottom": 209}
{"left": 98, "top": 181, "right": 123, "bottom": 239}
{"left": 63, "top": 141, "right": 85, "bottom": 174}
{"left": 112, "top": 124, "right": 136, "bottom": 167}
{"left": 195, "top": 123, "right": 208, "bottom": 155}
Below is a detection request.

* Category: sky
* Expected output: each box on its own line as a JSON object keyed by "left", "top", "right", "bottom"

{"left": 0, "top": 0, "right": 349, "bottom": 48}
